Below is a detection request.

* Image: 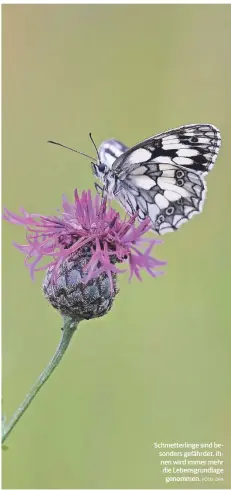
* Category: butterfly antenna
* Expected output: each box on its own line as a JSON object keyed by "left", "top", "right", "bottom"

{"left": 89, "top": 133, "right": 101, "bottom": 163}
{"left": 47, "top": 140, "right": 97, "bottom": 162}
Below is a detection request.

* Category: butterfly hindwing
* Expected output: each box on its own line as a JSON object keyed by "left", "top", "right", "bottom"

{"left": 114, "top": 162, "right": 207, "bottom": 234}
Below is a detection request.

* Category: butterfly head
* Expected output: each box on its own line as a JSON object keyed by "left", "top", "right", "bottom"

{"left": 91, "top": 161, "right": 108, "bottom": 181}
{"left": 92, "top": 139, "right": 129, "bottom": 183}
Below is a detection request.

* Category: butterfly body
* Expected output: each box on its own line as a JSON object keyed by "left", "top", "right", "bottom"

{"left": 92, "top": 124, "right": 221, "bottom": 234}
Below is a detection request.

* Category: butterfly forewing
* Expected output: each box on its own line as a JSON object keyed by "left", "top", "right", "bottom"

{"left": 112, "top": 124, "right": 221, "bottom": 175}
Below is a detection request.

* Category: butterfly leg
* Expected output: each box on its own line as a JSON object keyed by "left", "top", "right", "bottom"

{"left": 94, "top": 182, "right": 104, "bottom": 196}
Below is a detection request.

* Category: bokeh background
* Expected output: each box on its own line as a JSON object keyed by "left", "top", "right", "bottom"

{"left": 2, "top": 5, "right": 231, "bottom": 489}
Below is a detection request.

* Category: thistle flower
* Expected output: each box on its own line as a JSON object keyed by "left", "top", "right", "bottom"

{"left": 3, "top": 189, "right": 166, "bottom": 444}
{"left": 3, "top": 189, "right": 166, "bottom": 320}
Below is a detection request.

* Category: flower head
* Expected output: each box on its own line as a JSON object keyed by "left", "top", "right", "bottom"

{"left": 3, "top": 190, "right": 166, "bottom": 320}
{"left": 3, "top": 189, "right": 166, "bottom": 285}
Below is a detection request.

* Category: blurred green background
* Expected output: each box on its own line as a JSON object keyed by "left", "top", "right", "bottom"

{"left": 2, "top": 5, "right": 231, "bottom": 489}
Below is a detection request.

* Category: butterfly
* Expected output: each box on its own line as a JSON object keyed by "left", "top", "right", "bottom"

{"left": 91, "top": 124, "right": 221, "bottom": 234}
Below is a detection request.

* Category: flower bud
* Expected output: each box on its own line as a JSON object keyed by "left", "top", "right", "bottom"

{"left": 43, "top": 248, "right": 118, "bottom": 321}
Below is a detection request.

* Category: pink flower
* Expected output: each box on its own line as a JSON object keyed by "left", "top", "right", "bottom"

{"left": 3, "top": 189, "right": 166, "bottom": 290}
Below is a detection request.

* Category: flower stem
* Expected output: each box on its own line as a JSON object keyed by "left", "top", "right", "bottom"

{"left": 2, "top": 316, "right": 78, "bottom": 444}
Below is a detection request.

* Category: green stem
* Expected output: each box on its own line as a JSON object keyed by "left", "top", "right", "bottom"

{"left": 2, "top": 316, "right": 78, "bottom": 444}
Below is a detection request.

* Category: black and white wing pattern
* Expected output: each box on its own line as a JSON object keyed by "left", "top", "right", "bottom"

{"left": 99, "top": 124, "right": 221, "bottom": 234}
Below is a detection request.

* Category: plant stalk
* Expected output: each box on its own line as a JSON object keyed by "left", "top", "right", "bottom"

{"left": 2, "top": 316, "right": 78, "bottom": 444}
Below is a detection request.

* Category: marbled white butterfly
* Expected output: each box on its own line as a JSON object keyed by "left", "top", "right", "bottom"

{"left": 48, "top": 124, "right": 221, "bottom": 235}
{"left": 91, "top": 124, "right": 221, "bottom": 234}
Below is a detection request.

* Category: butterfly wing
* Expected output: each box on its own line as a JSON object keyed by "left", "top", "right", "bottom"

{"left": 108, "top": 124, "right": 221, "bottom": 234}
{"left": 98, "top": 139, "right": 129, "bottom": 168}
{"left": 114, "top": 163, "right": 208, "bottom": 234}
{"left": 112, "top": 124, "right": 220, "bottom": 175}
